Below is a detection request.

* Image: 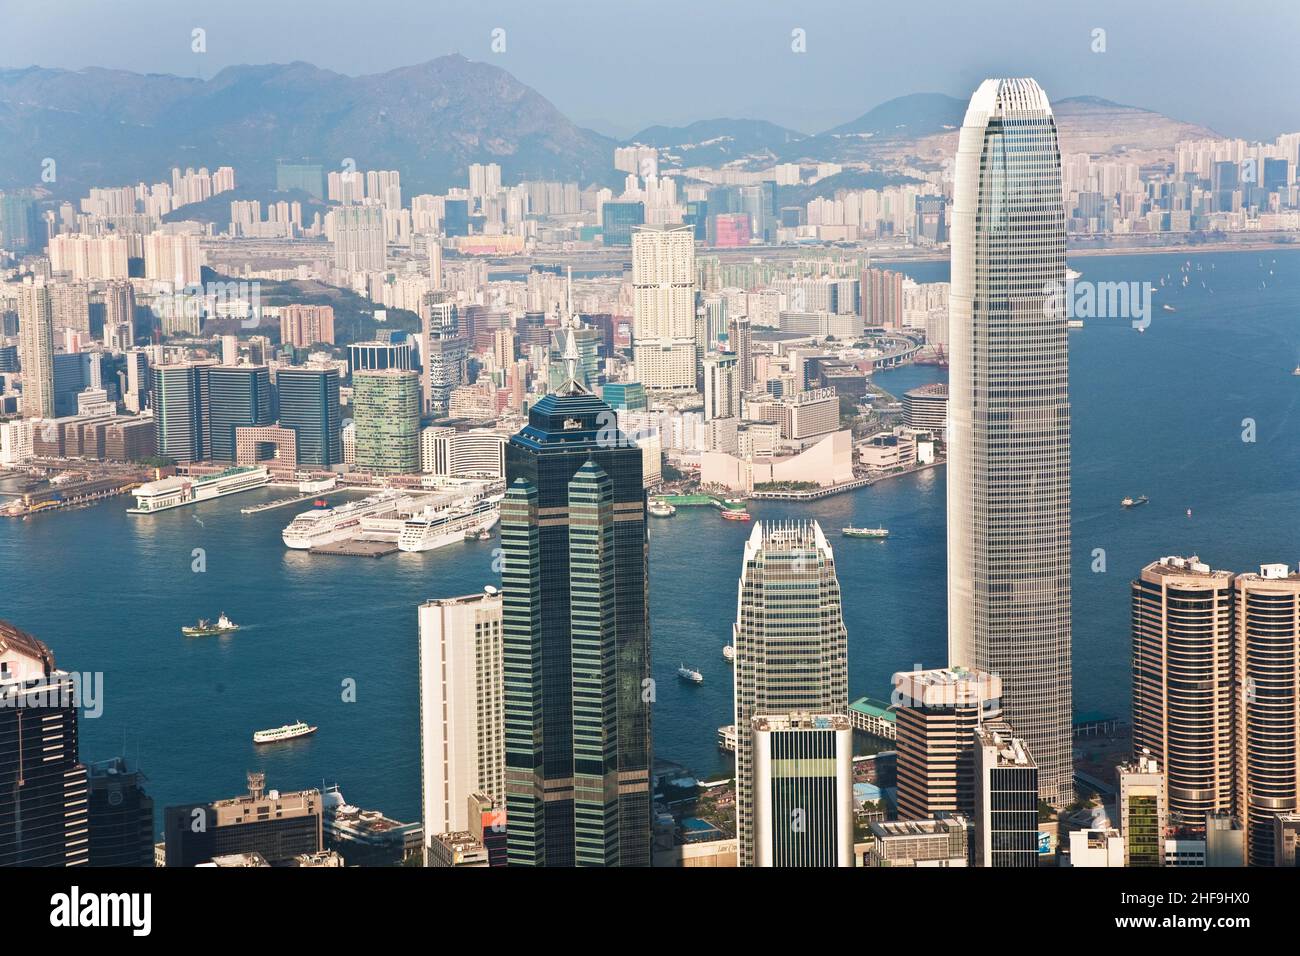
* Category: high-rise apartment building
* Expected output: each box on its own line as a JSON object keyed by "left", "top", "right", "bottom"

{"left": 702, "top": 352, "right": 740, "bottom": 421}
{"left": 631, "top": 224, "right": 696, "bottom": 390}
{"left": 973, "top": 721, "right": 1040, "bottom": 867}
{"left": 352, "top": 369, "right": 420, "bottom": 474}
{"left": 948, "top": 77, "right": 1073, "bottom": 805}
{"left": 893, "top": 667, "right": 1002, "bottom": 820}
{"left": 751, "top": 713, "right": 854, "bottom": 867}
{"left": 860, "top": 267, "right": 904, "bottom": 329}
{"left": 1131, "top": 556, "right": 1236, "bottom": 823}
{"left": 727, "top": 317, "right": 753, "bottom": 393}
{"left": 279, "top": 304, "right": 335, "bottom": 348}
{"left": 332, "top": 203, "right": 387, "bottom": 273}
{"left": 500, "top": 383, "right": 651, "bottom": 866}
{"left": 418, "top": 589, "right": 506, "bottom": 852}
{"left": 732, "top": 521, "right": 849, "bottom": 867}
{"left": 18, "top": 279, "right": 54, "bottom": 419}
{"left": 143, "top": 232, "right": 202, "bottom": 287}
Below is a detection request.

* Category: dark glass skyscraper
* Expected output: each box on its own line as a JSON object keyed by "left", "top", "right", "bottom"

{"left": 153, "top": 362, "right": 212, "bottom": 464}
{"left": 500, "top": 382, "right": 651, "bottom": 866}
{"left": 207, "top": 366, "right": 273, "bottom": 462}
{"left": 276, "top": 367, "right": 341, "bottom": 467}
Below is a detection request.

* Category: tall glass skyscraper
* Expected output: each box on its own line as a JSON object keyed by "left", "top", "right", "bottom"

{"left": 206, "top": 366, "right": 273, "bottom": 462}
{"left": 947, "top": 78, "right": 1073, "bottom": 805}
{"left": 352, "top": 369, "right": 420, "bottom": 475}
{"left": 732, "top": 521, "right": 848, "bottom": 867}
{"left": 276, "top": 367, "right": 341, "bottom": 467}
{"left": 500, "top": 382, "right": 651, "bottom": 866}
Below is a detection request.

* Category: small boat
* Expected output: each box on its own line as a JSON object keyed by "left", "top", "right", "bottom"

{"left": 1121, "top": 495, "right": 1149, "bottom": 508}
{"left": 719, "top": 509, "right": 751, "bottom": 522}
{"left": 253, "top": 720, "right": 317, "bottom": 745}
{"left": 843, "top": 526, "right": 889, "bottom": 538}
{"left": 477, "top": 528, "right": 492, "bottom": 540}
{"left": 1162, "top": 304, "right": 1177, "bottom": 313}
{"left": 722, "top": 644, "right": 735, "bottom": 664}
{"left": 1186, "top": 508, "right": 1193, "bottom": 518}
{"left": 1292, "top": 365, "right": 1300, "bottom": 377}
{"left": 648, "top": 499, "right": 676, "bottom": 518}
{"left": 677, "top": 664, "right": 703, "bottom": 684}
{"left": 1067, "top": 319, "right": 1084, "bottom": 329}
{"left": 182, "top": 612, "right": 239, "bottom": 637}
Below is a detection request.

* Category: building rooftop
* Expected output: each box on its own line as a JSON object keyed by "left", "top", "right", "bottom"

{"left": 0, "top": 620, "right": 54, "bottom": 672}
{"left": 849, "top": 696, "right": 896, "bottom": 722}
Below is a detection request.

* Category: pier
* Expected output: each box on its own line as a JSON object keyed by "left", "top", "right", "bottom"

{"left": 308, "top": 540, "right": 399, "bottom": 558}
{"left": 241, "top": 493, "right": 320, "bottom": 515}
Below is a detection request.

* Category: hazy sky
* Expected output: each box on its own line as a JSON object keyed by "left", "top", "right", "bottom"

{"left": 2, "top": 0, "right": 1297, "bottom": 139}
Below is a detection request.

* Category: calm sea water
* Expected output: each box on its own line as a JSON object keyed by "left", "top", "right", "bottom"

{"left": 1, "top": 249, "right": 1297, "bottom": 830}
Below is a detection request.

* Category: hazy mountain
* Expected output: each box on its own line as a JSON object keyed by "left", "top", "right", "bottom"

{"left": 629, "top": 118, "right": 808, "bottom": 167}
{"left": 0, "top": 55, "right": 618, "bottom": 197}
{"left": 821, "top": 92, "right": 966, "bottom": 139}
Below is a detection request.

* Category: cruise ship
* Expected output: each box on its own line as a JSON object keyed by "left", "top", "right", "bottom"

{"left": 128, "top": 465, "right": 271, "bottom": 514}
{"left": 397, "top": 493, "right": 503, "bottom": 553}
{"left": 281, "top": 489, "right": 413, "bottom": 549}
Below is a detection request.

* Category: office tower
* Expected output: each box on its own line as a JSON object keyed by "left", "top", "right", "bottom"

{"left": 428, "top": 831, "right": 491, "bottom": 867}
{"left": 206, "top": 365, "right": 272, "bottom": 462}
{"left": 947, "top": 78, "right": 1073, "bottom": 806}
{"left": 728, "top": 317, "right": 753, "bottom": 392}
{"left": 893, "top": 667, "right": 1002, "bottom": 820}
{"left": 903, "top": 383, "right": 949, "bottom": 433}
{"left": 87, "top": 757, "right": 154, "bottom": 867}
{"left": 0, "top": 621, "right": 90, "bottom": 866}
{"left": 418, "top": 589, "right": 506, "bottom": 852}
{"left": 142, "top": 232, "right": 202, "bottom": 287}
{"left": 631, "top": 224, "right": 696, "bottom": 390}
{"left": 751, "top": 713, "right": 854, "bottom": 867}
{"left": 352, "top": 369, "right": 420, "bottom": 474}
{"left": 123, "top": 349, "right": 149, "bottom": 414}
{"left": 348, "top": 339, "right": 413, "bottom": 374}
{"left": 1273, "top": 815, "right": 1300, "bottom": 866}
{"left": 733, "top": 521, "right": 849, "bottom": 867}
{"left": 1117, "top": 753, "right": 1167, "bottom": 867}
{"left": 163, "top": 772, "right": 323, "bottom": 867}
{"left": 279, "top": 304, "right": 335, "bottom": 348}
{"left": 915, "top": 194, "right": 948, "bottom": 244}
{"left": 1131, "top": 556, "right": 1235, "bottom": 823}
{"left": 419, "top": 298, "right": 465, "bottom": 417}
{"left": 867, "top": 818, "right": 970, "bottom": 867}
{"left": 152, "top": 362, "right": 213, "bottom": 463}
{"left": 17, "top": 279, "right": 54, "bottom": 419}
{"left": 861, "top": 268, "right": 904, "bottom": 329}
{"left": 0, "top": 192, "right": 42, "bottom": 253}
{"left": 1206, "top": 811, "right": 1247, "bottom": 867}
{"left": 103, "top": 281, "right": 136, "bottom": 350}
{"left": 276, "top": 367, "right": 341, "bottom": 467}
{"left": 500, "top": 377, "right": 651, "bottom": 867}
{"left": 973, "top": 721, "right": 1039, "bottom": 867}
{"left": 600, "top": 382, "right": 647, "bottom": 412}
{"left": 601, "top": 200, "right": 645, "bottom": 246}
{"left": 332, "top": 203, "right": 386, "bottom": 272}
{"left": 702, "top": 352, "right": 739, "bottom": 421}
{"left": 1235, "top": 564, "right": 1300, "bottom": 867}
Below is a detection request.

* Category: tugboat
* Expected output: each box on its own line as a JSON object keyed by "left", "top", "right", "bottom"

{"left": 253, "top": 720, "right": 317, "bottom": 745}
{"left": 677, "top": 664, "right": 704, "bottom": 684}
{"left": 843, "top": 526, "right": 889, "bottom": 539}
{"left": 182, "top": 612, "right": 240, "bottom": 637}
{"left": 1121, "top": 495, "right": 1150, "bottom": 508}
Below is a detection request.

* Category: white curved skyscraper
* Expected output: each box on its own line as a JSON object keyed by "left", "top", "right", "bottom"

{"left": 947, "top": 78, "right": 1073, "bottom": 805}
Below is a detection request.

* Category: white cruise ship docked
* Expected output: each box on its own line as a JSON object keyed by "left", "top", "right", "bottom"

{"left": 397, "top": 493, "right": 503, "bottom": 553}
{"left": 281, "top": 489, "right": 414, "bottom": 549}
{"left": 128, "top": 465, "right": 271, "bottom": 514}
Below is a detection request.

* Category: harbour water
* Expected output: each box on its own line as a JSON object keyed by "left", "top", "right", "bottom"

{"left": 0, "top": 249, "right": 1297, "bottom": 829}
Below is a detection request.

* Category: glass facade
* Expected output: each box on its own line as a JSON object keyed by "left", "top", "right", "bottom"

{"left": 207, "top": 366, "right": 273, "bottom": 462}
{"left": 276, "top": 367, "right": 341, "bottom": 467}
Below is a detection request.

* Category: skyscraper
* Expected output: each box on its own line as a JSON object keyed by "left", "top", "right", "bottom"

{"left": 500, "top": 375, "right": 651, "bottom": 867}
{"left": 18, "top": 279, "right": 54, "bottom": 420}
{"left": 631, "top": 224, "right": 696, "bottom": 391}
{"left": 206, "top": 365, "right": 273, "bottom": 462}
{"left": 947, "top": 77, "right": 1073, "bottom": 805}
{"left": 732, "top": 521, "right": 849, "bottom": 867}
{"left": 87, "top": 756, "right": 154, "bottom": 867}
{"left": 1117, "top": 753, "right": 1167, "bottom": 868}
{"left": 152, "top": 362, "right": 215, "bottom": 463}
{"left": 276, "top": 367, "right": 342, "bottom": 467}
{"left": 973, "top": 721, "right": 1039, "bottom": 867}
{"left": 0, "top": 621, "right": 90, "bottom": 866}
{"left": 418, "top": 589, "right": 506, "bottom": 851}
{"left": 332, "top": 203, "right": 386, "bottom": 273}
{"left": 751, "top": 713, "right": 854, "bottom": 867}
{"left": 1131, "top": 556, "right": 1235, "bottom": 824}
{"left": 352, "top": 369, "right": 420, "bottom": 475}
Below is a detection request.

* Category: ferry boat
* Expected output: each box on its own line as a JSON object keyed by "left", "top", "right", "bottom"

{"left": 717, "top": 724, "right": 737, "bottom": 753}
{"left": 182, "top": 613, "right": 239, "bottom": 637}
{"left": 128, "top": 465, "right": 271, "bottom": 514}
{"left": 648, "top": 499, "right": 676, "bottom": 518}
{"left": 1121, "top": 495, "right": 1149, "bottom": 508}
{"left": 843, "top": 526, "right": 889, "bottom": 538}
{"left": 719, "top": 509, "right": 751, "bottom": 522}
{"left": 281, "top": 489, "right": 411, "bottom": 549}
{"left": 1161, "top": 303, "right": 1177, "bottom": 313}
{"left": 253, "top": 720, "right": 317, "bottom": 745}
{"left": 1292, "top": 365, "right": 1300, "bottom": 377}
{"left": 722, "top": 644, "right": 735, "bottom": 664}
{"left": 398, "top": 494, "right": 502, "bottom": 553}
{"left": 677, "top": 664, "right": 704, "bottom": 684}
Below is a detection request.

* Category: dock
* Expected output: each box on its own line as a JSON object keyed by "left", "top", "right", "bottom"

{"left": 308, "top": 540, "right": 399, "bottom": 558}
